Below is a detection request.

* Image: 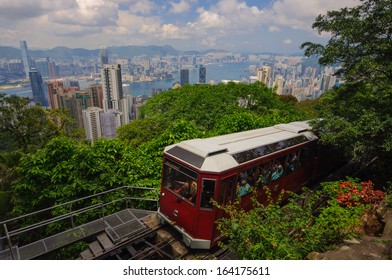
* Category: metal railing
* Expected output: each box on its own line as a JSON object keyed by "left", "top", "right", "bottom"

{"left": 0, "top": 186, "right": 159, "bottom": 259}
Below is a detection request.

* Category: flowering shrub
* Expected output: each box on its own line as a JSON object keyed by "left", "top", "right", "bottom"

{"left": 336, "top": 180, "right": 385, "bottom": 207}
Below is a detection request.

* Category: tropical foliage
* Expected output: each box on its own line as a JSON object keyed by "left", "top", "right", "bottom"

{"left": 216, "top": 179, "right": 384, "bottom": 260}
{"left": 301, "top": 0, "right": 392, "bottom": 163}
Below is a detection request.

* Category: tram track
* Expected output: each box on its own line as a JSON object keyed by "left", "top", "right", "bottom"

{"left": 84, "top": 217, "right": 234, "bottom": 260}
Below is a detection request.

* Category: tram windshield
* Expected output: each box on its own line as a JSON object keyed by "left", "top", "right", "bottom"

{"left": 163, "top": 158, "right": 198, "bottom": 204}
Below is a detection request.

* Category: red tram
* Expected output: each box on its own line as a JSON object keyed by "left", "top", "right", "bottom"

{"left": 157, "top": 121, "right": 340, "bottom": 249}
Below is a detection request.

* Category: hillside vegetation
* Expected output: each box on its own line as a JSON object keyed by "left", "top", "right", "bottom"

{"left": 1, "top": 0, "right": 391, "bottom": 260}
{"left": 0, "top": 82, "right": 311, "bottom": 222}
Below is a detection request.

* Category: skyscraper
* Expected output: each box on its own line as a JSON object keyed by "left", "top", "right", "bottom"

{"left": 29, "top": 68, "right": 48, "bottom": 107}
{"left": 20, "top": 40, "right": 32, "bottom": 79}
{"left": 199, "top": 65, "right": 206, "bottom": 84}
{"left": 100, "top": 109, "right": 122, "bottom": 139}
{"left": 257, "top": 66, "right": 272, "bottom": 87}
{"left": 83, "top": 107, "right": 103, "bottom": 142}
{"left": 101, "top": 64, "right": 123, "bottom": 111}
{"left": 273, "top": 75, "right": 284, "bottom": 95}
{"left": 180, "top": 68, "right": 189, "bottom": 86}
{"left": 35, "top": 58, "right": 50, "bottom": 78}
{"left": 101, "top": 64, "right": 130, "bottom": 127}
{"left": 100, "top": 46, "right": 109, "bottom": 66}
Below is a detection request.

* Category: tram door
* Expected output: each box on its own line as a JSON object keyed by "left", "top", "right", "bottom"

{"left": 196, "top": 178, "right": 217, "bottom": 239}
{"left": 211, "top": 174, "right": 236, "bottom": 246}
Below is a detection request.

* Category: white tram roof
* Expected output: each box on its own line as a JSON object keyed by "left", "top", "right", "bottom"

{"left": 164, "top": 121, "right": 317, "bottom": 173}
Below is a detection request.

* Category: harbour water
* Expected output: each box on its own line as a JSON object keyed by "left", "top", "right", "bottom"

{"left": 0, "top": 62, "right": 255, "bottom": 99}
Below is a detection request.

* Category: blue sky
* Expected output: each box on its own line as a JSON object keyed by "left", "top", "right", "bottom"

{"left": 0, "top": 0, "right": 359, "bottom": 54}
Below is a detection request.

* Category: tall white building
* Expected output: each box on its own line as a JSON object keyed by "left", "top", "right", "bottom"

{"left": 101, "top": 64, "right": 123, "bottom": 112}
{"left": 100, "top": 109, "right": 122, "bottom": 139}
{"left": 83, "top": 107, "right": 103, "bottom": 142}
{"left": 20, "top": 40, "right": 32, "bottom": 79}
{"left": 273, "top": 75, "right": 284, "bottom": 95}
{"left": 101, "top": 64, "right": 131, "bottom": 126}
{"left": 256, "top": 66, "right": 272, "bottom": 87}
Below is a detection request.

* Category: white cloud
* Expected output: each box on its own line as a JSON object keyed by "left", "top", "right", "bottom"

{"left": 129, "top": 0, "right": 158, "bottom": 15}
{"left": 269, "top": 0, "right": 359, "bottom": 30}
{"left": 195, "top": 8, "right": 229, "bottom": 29}
{"left": 49, "top": 0, "right": 118, "bottom": 27}
{"left": 269, "top": 25, "right": 282, "bottom": 32}
{"left": 162, "top": 24, "right": 181, "bottom": 38}
{"left": 169, "top": 0, "right": 191, "bottom": 14}
{"left": 283, "top": 38, "right": 292, "bottom": 44}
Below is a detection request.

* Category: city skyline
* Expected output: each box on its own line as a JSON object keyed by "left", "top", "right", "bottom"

{"left": 0, "top": 0, "right": 359, "bottom": 54}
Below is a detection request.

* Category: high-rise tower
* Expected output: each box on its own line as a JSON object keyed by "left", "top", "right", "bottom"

{"left": 29, "top": 68, "right": 48, "bottom": 107}
{"left": 83, "top": 107, "right": 103, "bottom": 142}
{"left": 273, "top": 75, "right": 284, "bottom": 95}
{"left": 101, "top": 64, "right": 123, "bottom": 111}
{"left": 180, "top": 68, "right": 189, "bottom": 86}
{"left": 199, "top": 65, "right": 206, "bottom": 84}
{"left": 100, "top": 64, "right": 130, "bottom": 127}
{"left": 257, "top": 66, "right": 272, "bottom": 87}
{"left": 20, "top": 40, "right": 32, "bottom": 79}
{"left": 100, "top": 46, "right": 109, "bottom": 66}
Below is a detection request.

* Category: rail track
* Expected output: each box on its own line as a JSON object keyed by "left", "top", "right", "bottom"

{"left": 82, "top": 215, "right": 234, "bottom": 260}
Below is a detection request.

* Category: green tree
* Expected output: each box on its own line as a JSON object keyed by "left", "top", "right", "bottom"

{"left": 117, "top": 118, "right": 169, "bottom": 148}
{"left": 0, "top": 94, "right": 77, "bottom": 151}
{"left": 301, "top": 0, "right": 392, "bottom": 85}
{"left": 141, "top": 82, "right": 308, "bottom": 132}
{"left": 300, "top": 0, "right": 392, "bottom": 167}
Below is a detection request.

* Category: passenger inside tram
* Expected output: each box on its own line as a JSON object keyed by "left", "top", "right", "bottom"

{"left": 237, "top": 177, "right": 251, "bottom": 196}
{"left": 175, "top": 180, "right": 198, "bottom": 203}
{"left": 256, "top": 163, "right": 271, "bottom": 188}
{"left": 271, "top": 163, "right": 284, "bottom": 181}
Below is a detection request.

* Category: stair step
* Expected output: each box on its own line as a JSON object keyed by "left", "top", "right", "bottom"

{"left": 97, "top": 233, "right": 114, "bottom": 250}
{"left": 80, "top": 248, "right": 93, "bottom": 260}
{"left": 89, "top": 241, "right": 103, "bottom": 256}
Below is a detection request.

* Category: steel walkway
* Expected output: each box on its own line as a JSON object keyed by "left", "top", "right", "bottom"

{"left": 0, "top": 186, "right": 158, "bottom": 260}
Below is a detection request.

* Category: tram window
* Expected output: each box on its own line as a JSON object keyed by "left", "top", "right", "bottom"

{"left": 219, "top": 176, "right": 235, "bottom": 205}
{"left": 163, "top": 159, "right": 198, "bottom": 205}
{"left": 200, "top": 179, "right": 216, "bottom": 210}
{"left": 255, "top": 162, "right": 271, "bottom": 188}
{"left": 285, "top": 151, "right": 299, "bottom": 174}
{"left": 271, "top": 157, "right": 286, "bottom": 181}
{"left": 236, "top": 177, "right": 251, "bottom": 196}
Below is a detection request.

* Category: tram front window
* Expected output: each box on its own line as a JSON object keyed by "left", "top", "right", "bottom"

{"left": 163, "top": 159, "right": 198, "bottom": 204}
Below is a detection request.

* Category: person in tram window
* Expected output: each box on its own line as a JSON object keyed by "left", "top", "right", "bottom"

{"left": 256, "top": 163, "right": 271, "bottom": 187}
{"left": 237, "top": 177, "right": 250, "bottom": 196}
{"left": 271, "top": 163, "right": 284, "bottom": 181}
{"left": 287, "top": 153, "right": 298, "bottom": 172}
{"left": 175, "top": 180, "right": 197, "bottom": 202}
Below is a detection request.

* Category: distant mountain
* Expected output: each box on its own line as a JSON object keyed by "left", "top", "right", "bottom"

{"left": 0, "top": 45, "right": 224, "bottom": 61}
{"left": 0, "top": 46, "right": 22, "bottom": 59}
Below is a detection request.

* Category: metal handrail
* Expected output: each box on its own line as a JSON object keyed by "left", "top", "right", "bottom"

{"left": 0, "top": 185, "right": 159, "bottom": 258}
{"left": 1, "top": 185, "right": 157, "bottom": 226}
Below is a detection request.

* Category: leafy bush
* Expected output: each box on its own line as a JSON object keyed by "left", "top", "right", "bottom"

{"left": 216, "top": 179, "right": 385, "bottom": 259}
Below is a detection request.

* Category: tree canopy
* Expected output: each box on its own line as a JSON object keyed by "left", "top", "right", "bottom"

{"left": 139, "top": 82, "right": 306, "bottom": 135}
{"left": 300, "top": 0, "right": 392, "bottom": 164}
{"left": 0, "top": 93, "right": 79, "bottom": 151}
{"left": 301, "top": 0, "right": 392, "bottom": 85}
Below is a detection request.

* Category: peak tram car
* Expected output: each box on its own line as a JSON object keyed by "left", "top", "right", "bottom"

{"left": 158, "top": 121, "right": 341, "bottom": 249}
